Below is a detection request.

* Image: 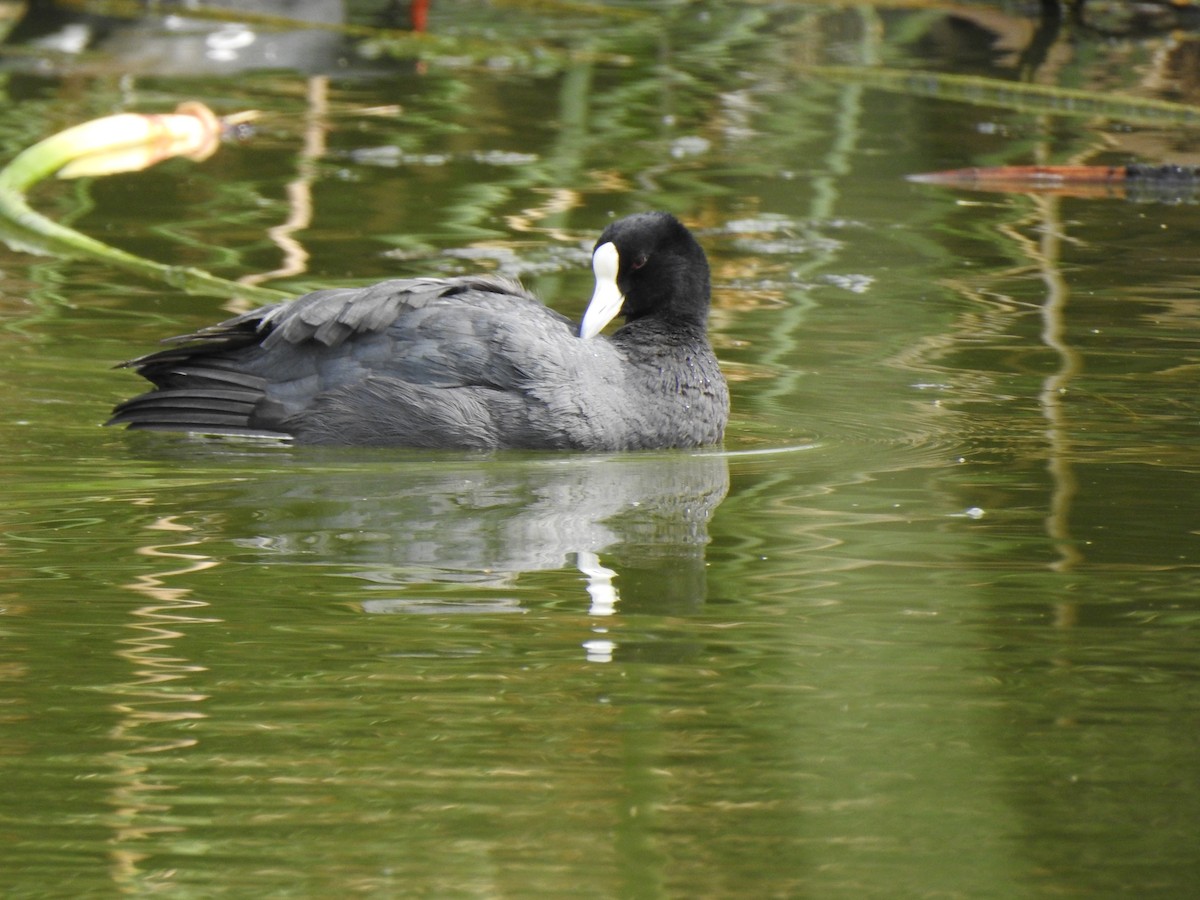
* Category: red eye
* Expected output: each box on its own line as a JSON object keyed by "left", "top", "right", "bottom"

{"left": 630, "top": 255, "right": 648, "bottom": 271}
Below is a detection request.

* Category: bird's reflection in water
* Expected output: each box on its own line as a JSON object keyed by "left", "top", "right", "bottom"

{"left": 227, "top": 451, "right": 730, "bottom": 618}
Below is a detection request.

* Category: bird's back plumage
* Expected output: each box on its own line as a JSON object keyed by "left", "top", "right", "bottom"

{"left": 109, "top": 213, "right": 730, "bottom": 450}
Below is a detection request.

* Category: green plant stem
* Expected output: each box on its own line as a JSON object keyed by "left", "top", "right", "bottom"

{"left": 0, "top": 124, "right": 293, "bottom": 304}
{"left": 807, "top": 65, "right": 1200, "bottom": 126}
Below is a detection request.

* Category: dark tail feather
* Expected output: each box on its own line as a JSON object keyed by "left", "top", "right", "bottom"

{"left": 119, "top": 355, "right": 269, "bottom": 389}
{"left": 106, "top": 387, "right": 288, "bottom": 438}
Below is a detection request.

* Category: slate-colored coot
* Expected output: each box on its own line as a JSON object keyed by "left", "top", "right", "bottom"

{"left": 108, "top": 211, "right": 729, "bottom": 450}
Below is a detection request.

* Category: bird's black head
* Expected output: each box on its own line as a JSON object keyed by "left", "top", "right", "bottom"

{"left": 580, "top": 212, "right": 712, "bottom": 339}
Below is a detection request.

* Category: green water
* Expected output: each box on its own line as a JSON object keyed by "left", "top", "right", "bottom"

{"left": 1, "top": 1, "right": 1199, "bottom": 897}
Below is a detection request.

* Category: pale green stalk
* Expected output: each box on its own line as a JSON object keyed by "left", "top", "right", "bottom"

{"left": 0, "top": 116, "right": 293, "bottom": 304}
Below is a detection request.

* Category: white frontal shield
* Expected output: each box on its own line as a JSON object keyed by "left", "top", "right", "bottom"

{"left": 579, "top": 241, "right": 624, "bottom": 339}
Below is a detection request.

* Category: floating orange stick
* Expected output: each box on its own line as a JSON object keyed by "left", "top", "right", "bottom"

{"left": 908, "top": 164, "right": 1200, "bottom": 200}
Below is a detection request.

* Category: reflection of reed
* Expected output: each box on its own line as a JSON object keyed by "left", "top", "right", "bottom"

{"left": 1028, "top": 193, "right": 1084, "bottom": 580}
{"left": 236, "top": 75, "right": 329, "bottom": 306}
{"left": 952, "top": 177, "right": 1087, "bottom": 579}
{"left": 107, "top": 515, "right": 218, "bottom": 891}
{"left": 891, "top": 149, "right": 1090, "bottom": 588}
{"left": 976, "top": 176, "right": 1085, "bottom": 580}
{"left": 746, "top": 6, "right": 881, "bottom": 412}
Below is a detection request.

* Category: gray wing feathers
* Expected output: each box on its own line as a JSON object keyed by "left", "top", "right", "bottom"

{"left": 256, "top": 276, "right": 537, "bottom": 349}
{"left": 109, "top": 275, "right": 582, "bottom": 442}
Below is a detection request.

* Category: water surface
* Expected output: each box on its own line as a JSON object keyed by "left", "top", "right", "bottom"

{"left": 1, "top": 2, "right": 1199, "bottom": 897}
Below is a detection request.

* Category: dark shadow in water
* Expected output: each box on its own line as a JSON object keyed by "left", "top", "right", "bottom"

{"left": 3, "top": 0, "right": 356, "bottom": 76}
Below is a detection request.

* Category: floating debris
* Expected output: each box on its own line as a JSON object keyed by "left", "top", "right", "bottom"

{"left": 908, "top": 163, "right": 1200, "bottom": 202}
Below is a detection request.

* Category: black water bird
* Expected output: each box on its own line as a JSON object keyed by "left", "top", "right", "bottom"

{"left": 108, "top": 212, "right": 729, "bottom": 450}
